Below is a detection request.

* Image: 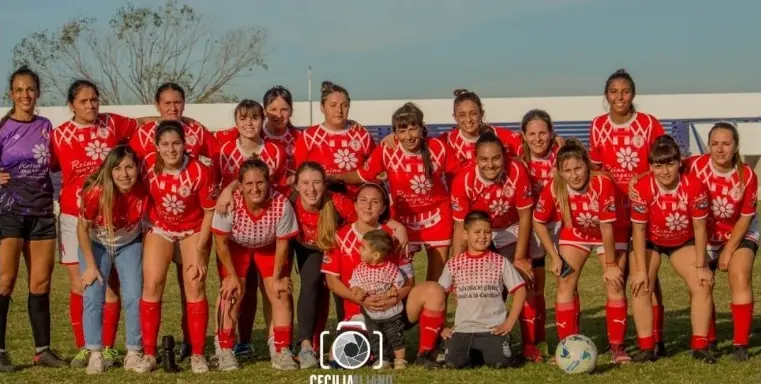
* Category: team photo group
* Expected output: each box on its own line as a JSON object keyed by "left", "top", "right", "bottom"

{"left": 0, "top": 65, "right": 757, "bottom": 375}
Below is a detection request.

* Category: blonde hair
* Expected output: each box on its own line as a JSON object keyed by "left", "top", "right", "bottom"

{"left": 551, "top": 138, "right": 607, "bottom": 227}
{"left": 519, "top": 109, "right": 557, "bottom": 163}
{"left": 295, "top": 162, "right": 340, "bottom": 251}
{"left": 709, "top": 122, "right": 745, "bottom": 188}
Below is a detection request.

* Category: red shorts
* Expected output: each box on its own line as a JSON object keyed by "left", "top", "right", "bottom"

{"left": 217, "top": 241, "right": 292, "bottom": 279}
{"left": 558, "top": 225, "right": 630, "bottom": 254}
{"left": 397, "top": 200, "right": 453, "bottom": 249}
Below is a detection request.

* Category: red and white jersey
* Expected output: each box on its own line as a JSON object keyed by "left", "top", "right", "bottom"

{"left": 450, "top": 159, "right": 533, "bottom": 230}
{"left": 358, "top": 138, "right": 456, "bottom": 216}
{"left": 293, "top": 192, "right": 357, "bottom": 247}
{"left": 51, "top": 113, "right": 138, "bottom": 216}
{"left": 264, "top": 125, "right": 302, "bottom": 175}
{"left": 130, "top": 120, "right": 219, "bottom": 163}
{"left": 518, "top": 142, "right": 561, "bottom": 200}
{"left": 294, "top": 123, "right": 375, "bottom": 198}
{"left": 631, "top": 173, "right": 710, "bottom": 247}
{"left": 217, "top": 139, "right": 287, "bottom": 189}
{"left": 321, "top": 223, "right": 413, "bottom": 320}
{"left": 213, "top": 127, "right": 238, "bottom": 145}
{"left": 212, "top": 189, "right": 298, "bottom": 249}
{"left": 533, "top": 174, "right": 618, "bottom": 244}
{"left": 141, "top": 153, "right": 217, "bottom": 233}
{"left": 79, "top": 183, "right": 149, "bottom": 247}
{"left": 685, "top": 154, "right": 759, "bottom": 244}
{"left": 348, "top": 260, "right": 406, "bottom": 319}
{"left": 439, "top": 126, "right": 522, "bottom": 179}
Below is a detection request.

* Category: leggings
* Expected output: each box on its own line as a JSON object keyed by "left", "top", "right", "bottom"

{"left": 293, "top": 241, "right": 343, "bottom": 344}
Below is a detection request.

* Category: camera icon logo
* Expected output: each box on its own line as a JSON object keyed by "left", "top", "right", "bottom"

{"left": 319, "top": 321, "right": 384, "bottom": 370}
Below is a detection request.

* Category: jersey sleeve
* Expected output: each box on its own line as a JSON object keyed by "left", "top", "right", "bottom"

{"left": 741, "top": 167, "right": 758, "bottom": 216}
{"left": 357, "top": 145, "right": 385, "bottom": 182}
{"left": 392, "top": 266, "right": 406, "bottom": 288}
{"left": 79, "top": 187, "right": 101, "bottom": 222}
{"left": 321, "top": 244, "right": 343, "bottom": 277}
{"left": 588, "top": 120, "right": 603, "bottom": 165}
{"left": 333, "top": 193, "right": 358, "bottom": 223}
{"left": 197, "top": 166, "right": 218, "bottom": 210}
{"left": 109, "top": 113, "right": 139, "bottom": 142}
{"left": 276, "top": 200, "right": 299, "bottom": 239}
{"left": 502, "top": 258, "right": 526, "bottom": 293}
{"left": 437, "top": 263, "right": 453, "bottom": 292}
{"left": 348, "top": 269, "right": 360, "bottom": 289}
{"left": 271, "top": 143, "right": 288, "bottom": 185}
{"left": 630, "top": 177, "right": 651, "bottom": 223}
{"left": 362, "top": 128, "right": 376, "bottom": 158}
{"left": 649, "top": 116, "right": 666, "bottom": 142}
{"left": 129, "top": 128, "right": 151, "bottom": 161}
{"left": 450, "top": 172, "right": 471, "bottom": 221}
{"left": 211, "top": 211, "right": 233, "bottom": 235}
{"left": 513, "top": 161, "right": 534, "bottom": 210}
{"left": 689, "top": 177, "right": 710, "bottom": 219}
{"left": 498, "top": 128, "right": 522, "bottom": 157}
{"left": 293, "top": 131, "right": 310, "bottom": 171}
{"left": 49, "top": 132, "right": 61, "bottom": 172}
{"left": 598, "top": 176, "right": 618, "bottom": 223}
{"left": 532, "top": 183, "right": 557, "bottom": 223}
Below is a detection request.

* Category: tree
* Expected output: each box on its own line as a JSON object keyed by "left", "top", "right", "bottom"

{"left": 10, "top": 0, "right": 267, "bottom": 104}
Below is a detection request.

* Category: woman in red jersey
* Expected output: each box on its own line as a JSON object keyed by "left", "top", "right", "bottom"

{"left": 628, "top": 135, "right": 714, "bottom": 363}
{"left": 51, "top": 80, "right": 146, "bottom": 368}
{"left": 515, "top": 109, "right": 562, "bottom": 362}
{"left": 262, "top": 86, "right": 302, "bottom": 186}
{"left": 587, "top": 69, "right": 666, "bottom": 356}
{"left": 135, "top": 121, "right": 216, "bottom": 374}
{"left": 212, "top": 159, "right": 299, "bottom": 371}
{"left": 332, "top": 103, "right": 457, "bottom": 282}
{"left": 684, "top": 123, "right": 758, "bottom": 362}
{"left": 533, "top": 139, "right": 630, "bottom": 364}
{"left": 293, "top": 81, "right": 375, "bottom": 199}
{"left": 321, "top": 182, "right": 447, "bottom": 369}
{"left": 77, "top": 145, "right": 149, "bottom": 374}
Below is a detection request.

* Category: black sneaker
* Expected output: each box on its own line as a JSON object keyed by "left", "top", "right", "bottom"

{"left": 654, "top": 342, "right": 667, "bottom": 358}
{"left": 632, "top": 349, "right": 657, "bottom": 363}
{"left": 178, "top": 342, "right": 192, "bottom": 362}
{"left": 691, "top": 348, "right": 717, "bottom": 364}
{"left": 414, "top": 349, "right": 441, "bottom": 370}
{"left": 0, "top": 351, "right": 16, "bottom": 372}
{"left": 33, "top": 348, "right": 67, "bottom": 368}
{"left": 732, "top": 345, "right": 749, "bottom": 362}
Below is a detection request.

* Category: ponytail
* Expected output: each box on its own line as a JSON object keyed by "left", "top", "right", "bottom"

{"left": 552, "top": 138, "right": 592, "bottom": 227}
{"left": 316, "top": 193, "right": 339, "bottom": 251}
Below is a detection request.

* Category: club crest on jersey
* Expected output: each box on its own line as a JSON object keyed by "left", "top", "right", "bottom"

{"left": 349, "top": 139, "right": 362, "bottom": 151}
{"left": 178, "top": 185, "right": 191, "bottom": 198}
{"left": 589, "top": 200, "right": 599, "bottom": 212}
{"left": 451, "top": 200, "right": 462, "bottom": 212}
{"left": 632, "top": 203, "right": 647, "bottom": 214}
{"left": 730, "top": 187, "right": 742, "bottom": 201}
{"left": 322, "top": 255, "right": 332, "bottom": 264}
{"left": 186, "top": 134, "right": 198, "bottom": 146}
{"left": 632, "top": 135, "right": 645, "bottom": 149}
{"left": 97, "top": 127, "right": 110, "bottom": 139}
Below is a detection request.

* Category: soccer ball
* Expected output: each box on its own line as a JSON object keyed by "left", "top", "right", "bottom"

{"left": 555, "top": 334, "right": 598, "bottom": 374}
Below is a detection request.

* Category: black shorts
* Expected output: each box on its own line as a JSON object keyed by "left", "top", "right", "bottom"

{"left": 645, "top": 239, "right": 695, "bottom": 257}
{"left": 0, "top": 213, "right": 56, "bottom": 241}
{"left": 364, "top": 312, "right": 407, "bottom": 361}
{"left": 707, "top": 239, "right": 759, "bottom": 271}
{"left": 445, "top": 332, "right": 515, "bottom": 369}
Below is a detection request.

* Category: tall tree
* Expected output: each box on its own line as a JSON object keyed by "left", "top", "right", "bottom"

{"left": 10, "top": 0, "right": 267, "bottom": 104}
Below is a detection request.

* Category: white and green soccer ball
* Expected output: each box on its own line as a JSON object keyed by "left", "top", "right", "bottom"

{"left": 555, "top": 334, "right": 598, "bottom": 374}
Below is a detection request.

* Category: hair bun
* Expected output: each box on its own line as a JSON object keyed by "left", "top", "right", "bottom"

{"left": 453, "top": 88, "right": 469, "bottom": 97}
{"left": 321, "top": 81, "right": 334, "bottom": 92}
{"left": 614, "top": 68, "right": 629, "bottom": 76}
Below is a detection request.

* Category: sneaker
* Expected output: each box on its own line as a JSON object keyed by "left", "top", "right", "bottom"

{"left": 133, "top": 355, "right": 158, "bottom": 374}
{"left": 0, "top": 351, "right": 16, "bottom": 372}
{"left": 298, "top": 347, "right": 318, "bottom": 369}
{"left": 523, "top": 345, "right": 544, "bottom": 363}
{"left": 267, "top": 337, "right": 276, "bottom": 358}
{"left": 692, "top": 348, "right": 717, "bottom": 364}
{"left": 102, "top": 347, "right": 119, "bottom": 369}
{"left": 191, "top": 355, "right": 209, "bottom": 374}
{"left": 34, "top": 348, "right": 67, "bottom": 368}
{"left": 86, "top": 352, "right": 105, "bottom": 375}
{"left": 70, "top": 349, "right": 90, "bottom": 368}
{"left": 536, "top": 341, "right": 550, "bottom": 360}
{"left": 610, "top": 344, "right": 632, "bottom": 364}
{"left": 632, "top": 349, "right": 656, "bottom": 363}
{"left": 233, "top": 343, "right": 255, "bottom": 361}
{"left": 215, "top": 350, "right": 239, "bottom": 371}
{"left": 123, "top": 350, "right": 142, "bottom": 372}
{"left": 654, "top": 342, "right": 667, "bottom": 358}
{"left": 414, "top": 349, "right": 441, "bottom": 369}
{"left": 732, "top": 345, "right": 749, "bottom": 362}
{"left": 271, "top": 349, "right": 298, "bottom": 370}
{"left": 178, "top": 342, "right": 192, "bottom": 362}
{"left": 393, "top": 359, "right": 408, "bottom": 370}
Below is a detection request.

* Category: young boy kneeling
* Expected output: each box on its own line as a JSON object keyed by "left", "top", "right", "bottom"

{"left": 439, "top": 211, "right": 527, "bottom": 368}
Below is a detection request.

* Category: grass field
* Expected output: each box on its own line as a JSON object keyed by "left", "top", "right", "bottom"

{"left": 1, "top": 234, "right": 761, "bottom": 383}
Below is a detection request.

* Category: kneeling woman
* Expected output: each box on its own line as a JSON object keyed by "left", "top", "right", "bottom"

{"left": 212, "top": 159, "right": 299, "bottom": 371}
{"left": 532, "top": 139, "right": 630, "bottom": 363}
{"left": 628, "top": 135, "right": 714, "bottom": 363}
{"left": 136, "top": 121, "right": 216, "bottom": 374}
{"left": 78, "top": 145, "right": 149, "bottom": 374}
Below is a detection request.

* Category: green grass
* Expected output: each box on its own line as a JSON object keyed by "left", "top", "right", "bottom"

{"left": 2, "top": 235, "right": 761, "bottom": 384}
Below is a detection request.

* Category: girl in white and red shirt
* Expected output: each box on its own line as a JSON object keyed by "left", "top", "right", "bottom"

{"left": 212, "top": 159, "right": 299, "bottom": 371}
{"left": 684, "top": 122, "right": 758, "bottom": 362}
{"left": 333, "top": 103, "right": 457, "bottom": 281}
{"left": 629, "top": 135, "right": 714, "bottom": 363}
{"left": 135, "top": 121, "right": 216, "bottom": 374}
{"left": 77, "top": 145, "right": 149, "bottom": 373}
{"left": 293, "top": 81, "right": 375, "bottom": 199}
{"left": 51, "top": 80, "right": 144, "bottom": 367}
{"left": 532, "top": 139, "right": 630, "bottom": 364}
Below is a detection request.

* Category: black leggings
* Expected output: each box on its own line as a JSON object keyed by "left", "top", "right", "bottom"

{"left": 294, "top": 241, "right": 343, "bottom": 344}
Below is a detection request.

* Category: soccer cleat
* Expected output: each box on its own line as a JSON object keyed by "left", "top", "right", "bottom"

{"left": 232, "top": 343, "right": 255, "bottom": 361}
{"left": 178, "top": 342, "right": 192, "bottom": 362}
{"left": 123, "top": 350, "right": 142, "bottom": 372}
{"left": 691, "top": 348, "right": 717, "bottom": 364}
{"left": 215, "top": 350, "right": 239, "bottom": 371}
{"left": 414, "top": 349, "right": 441, "bottom": 369}
{"left": 271, "top": 349, "right": 298, "bottom": 370}
{"left": 654, "top": 342, "right": 667, "bottom": 358}
{"left": 102, "top": 347, "right": 119, "bottom": 369}
{"left": 70, "top": 348, "right": 90, "bottom": 368}
{"left": 632, "top": 349, "right": 656, "bottom": 363}
{"left": 523, "top": 345, "right": 545, "bottom": 363}
{"left": 298, "top": 347, "right": 318, "bottom": 369}
{"left": 85, "top": 351, "right": 105, "bottom": 375}
{"left": 0, "top": 351, "right": 16, "bottom": 372}
{"left": 190, "top": 355, "right": 209, "bottom": 374}
{"left": 732, "top": 346, "right": 749, "bottom": 362}
{"left": 34, "top": 348, "right": 67, "bottom": 368}
{"left": 609, "top": 344, "right": 632, "bottom": 364}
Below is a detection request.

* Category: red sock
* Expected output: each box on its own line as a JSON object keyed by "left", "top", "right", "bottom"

{"left": 273, "top": 326, "right": 293, "bottom": 353}
{"left": 652, "top": 305, "right": 664, "bottom": 343}
{"left": 186, "top": 299, "right": 209, "bottom": 356}
{"left": 731, "top": 302, "right": 753, "bottom": 346}
{"left": 418, "top": 308, "right": 445, "bottom": 354}
{"left": 520, "top": 295, "right": 538, "bottom": 346}
{"left": 708, "top": 303, "right": 716, "bottom": 343}
{"left": 605, "top": 299, "right": 627, "bottom": 345}
{"left": 140, "top": 299, "right": 161, "bottom": 356}
{"left": 311, "top": 288, "right": 330, "bottom": 351}
{"left": 555, "top": 301, "right": 579, "bottom": 341}
{"left": 69, "top": 292, "right": 85, "bottom": 349}
{"left": 573, "top": 294, "right": 582, "bottom": 331}
{"left": 691, "top": 334, "right": 709, "bottom": 350}
{"left": 218, "top": 328, "right": 236, "bottom": 350}
{"left": 101, "top": 301, "right": 121, "bottom": 348}
{"left": 638, "top": 336, "right": 655, "bottom": 351}
{"left": 536, "top": 295, "right": 547, "bottom": 343}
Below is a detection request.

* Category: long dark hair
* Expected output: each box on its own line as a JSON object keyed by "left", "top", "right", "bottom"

{"left": 153, "top": 120, "right": 185, "bottom": 174}
{"left": 1, "top": 66, "right": 41, "bottom": 128}
{"left": 604, "top": 68, "right": 636, "bottom": 114}
{"left": 392, "top": 102, "right": 434, "bottom": 180}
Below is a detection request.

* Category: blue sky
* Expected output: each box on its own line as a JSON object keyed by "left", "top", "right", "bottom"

{"left": 1, "top": 0, "right": 760, "bottom": 102}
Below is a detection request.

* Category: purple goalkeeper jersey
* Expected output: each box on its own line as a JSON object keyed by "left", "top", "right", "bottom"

{"left": 0, "top": 116, "right": 55, "bottom": 216}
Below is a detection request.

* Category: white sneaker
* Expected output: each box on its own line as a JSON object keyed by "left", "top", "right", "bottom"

{"left": 267, "top": 336, "right": 276, "bottom": 358}
{"left": 85, "top": 351, "right": 104, "bottom": 375}
{"left": 191, "top": 355, "right": 209, "bottom": 374}
{"left": 123, "top": 350, "right": 142, "bottom": 372}
{"left": 133, "top": 355, "right": 157, "bottom": 374}
{"left": 271, "top": 349, "right": 298, "bottom": 370}
{"left": 215, "top": 349, "right": 239, "bottom": 371}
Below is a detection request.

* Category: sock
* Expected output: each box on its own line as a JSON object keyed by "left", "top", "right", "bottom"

{"left": 273, "top": 326, "right": 292, "bottom": 353}
{"left": 691, "top": 334, "right": 709, "bottom": 350}
{"left": 218, "top": 328, "right": 236, "bottom": 350}
{"left": 707, "top": 303, "right": 716, "bottom": 343}
{"left": 311, "top": 288, "right": 330, "bottom": 351}
{"left": 652, "top": 305, "right": 664, "bottom": 343}
{"left": 605, "top": 299, "right": 627, "bottom": 346}
{"left": 186, "top": 299, "right": 209, "bottom": 356}
{"left": 638, "top": 336, "right": 654, "bottom": 351}
{"left": 536, "top": 295, "right": 547, "bottom": 343}
{"left": 573, "top": 294, "right": 581, "bottom": 331}
{"left": 28, "top": 293, "right": 51, "bottom": 349}
{"left": 140, "top": 299, "right": 161, "bottom": 356}
{"left": 418, "top": 308, "right": 445, "bottom": 354}
{"left": 731, "top": 302, "right": 753, "bottom": 346}
{"left": 69, "top": 292, "right": 85, "bottom": 349}
{"left": 0, "top": 295, "right": 9, "bottom": 350}
{"left": 555, "top": 301, "right": 579, "bottom": 341}
{"left": 519, "top": 295, "right": 538, "bottom": 346}
{"left": 102, "top": 301, "right": 121, "bottom": 348}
